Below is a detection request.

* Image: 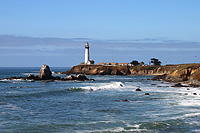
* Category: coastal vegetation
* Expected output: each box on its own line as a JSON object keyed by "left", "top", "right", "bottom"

{"left": 150, "top": 58, "right": 162, "bottom": 66}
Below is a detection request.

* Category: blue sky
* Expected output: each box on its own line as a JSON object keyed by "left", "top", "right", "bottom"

{"left": 0, "top": 0, "right": 200, "bottom": 67}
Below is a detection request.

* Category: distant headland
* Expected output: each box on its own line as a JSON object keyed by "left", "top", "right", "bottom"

{"left": 65, "top": 63, "right": 200, "bottom": 86}
{"left": 64, "top": 42, "right": 200, "bottom": 86}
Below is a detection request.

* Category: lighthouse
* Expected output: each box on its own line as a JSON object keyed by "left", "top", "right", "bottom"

{"left": 85, "top": 42, "right": 90, "bottom": 64}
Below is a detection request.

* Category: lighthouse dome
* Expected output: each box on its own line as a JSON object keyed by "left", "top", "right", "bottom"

{"left": 85, "top": 42, "right": 89, "bottom": 48}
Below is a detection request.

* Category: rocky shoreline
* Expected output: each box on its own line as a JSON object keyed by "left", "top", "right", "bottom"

{"left": 1, "top": 65, "right": 94, "bottom": 82}
{"left": 2, "top": 64, "right": 200, "bottom": 86}
{"left": 65, "top": 64, "right": 200, "bottom": 86}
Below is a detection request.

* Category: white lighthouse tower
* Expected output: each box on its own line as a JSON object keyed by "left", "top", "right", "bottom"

{"left": 85, "top": 42, "right": 90, "bottom": 64}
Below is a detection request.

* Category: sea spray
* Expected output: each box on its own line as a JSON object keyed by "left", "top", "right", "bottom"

{"left": 81, "top": 81, "right": 124, "bottom": 91}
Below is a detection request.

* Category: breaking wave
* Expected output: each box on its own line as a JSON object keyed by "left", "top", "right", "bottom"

{"left": 70, "top": 82, "right": 124, "bottom": 91}
{"left": 81, "top": 81, "right": 124, "bottom": 91}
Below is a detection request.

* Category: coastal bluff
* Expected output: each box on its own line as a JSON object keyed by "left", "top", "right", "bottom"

{"left": 152, "top": 63, "right": 200, "bottom": 86}
{"left": 65, "top": 64, "right": 200, "bottom": 85}
{"left": 65, "top": 65, "right": 169, "bottom": 75}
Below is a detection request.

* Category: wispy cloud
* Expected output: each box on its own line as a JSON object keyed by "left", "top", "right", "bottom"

{"left": 0, "top": 35, "right": 199, "bottom": 66}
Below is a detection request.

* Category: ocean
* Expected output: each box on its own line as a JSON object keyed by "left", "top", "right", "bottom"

{"left": 1, "top": 67, "right": 200, "bottom": 132}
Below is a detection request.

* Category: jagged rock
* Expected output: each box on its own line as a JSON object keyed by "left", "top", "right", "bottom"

{"left": 55, "top": 76, "right": 61, "bottom": 80}
{"left": 151, "top": 74, "right": 167, "bottom": 81}
{"left": 98, "top": 67, "right": 112, "bottom": 75}
{"left": 165, "top": 75, "right": 183, "bottom": 82}
{"left": 75, "top": 74, "right": 89, "bottom": 81}
{"left": 26, "top": 74, "right": 35, "bottom": 79}
{"left": 111, "top": 69, "right": 123, "bottom": 75}
{"left": 39, "top": 64, "right": 54, "bottom": 80}
{"left": 66, "top": 75, "right": 75, "bottom": 80}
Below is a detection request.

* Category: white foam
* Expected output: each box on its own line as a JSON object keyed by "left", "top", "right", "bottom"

{"left": 22, "top": 72, "right": 39, "bottom": 76}
{"left": 192, "top": 129, "right": 200, "bottom": 132}
{"left": 179, "top": 99, "right": 200, "bottom": 106}
{"left": 6, "top": 91, "right": 20, "bottom": 94}
{"left": 75, "top": 120, "right": 149, "bottom": 133}
{"left": 88, "top": 126, "right": 149, "bottom": 133}
{"left": 0, "top": 78, "right": 34, "bottom": 82}
{"left": 184, "top": 112, "right": 200, "bottom": 117}
{"left": 13, "top": 79, "right": 24, "bottom": 81}
{"left": 0, "top": 79, "right": 9, "bottom": 81}
{"left": 0, "top": 79, "right": 24, "bottom": 82}
{"left": 52, "top": 72, "right": 65, "bottom": 76}
{"left": 81, "top": 82, "right": 124, "bottom": 91}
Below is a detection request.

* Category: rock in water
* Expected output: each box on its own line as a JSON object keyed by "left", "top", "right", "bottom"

{"left": 39, "top": 65, "right": 53, "bottom": 80}
{"left": 75, "top": 74, "right": 89, "bottom": 81}
{"left": 135, "top": 88, "right": 142, "bottom": 91}
{"left": 171, "top": 83, "right": 189, "bottom": 87}
{"left": 66, "top": 75, "right": 75, "bottom": 80}
{"left": 26, "top": 74, "right": 35, "bottom": 79}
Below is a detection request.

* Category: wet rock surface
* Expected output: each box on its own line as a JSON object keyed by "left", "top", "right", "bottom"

{"left": 171, "top": 83, "right": 189, "bottom": 87}
{"left": 135, "top": 88, "right": 142, "bottom": 91}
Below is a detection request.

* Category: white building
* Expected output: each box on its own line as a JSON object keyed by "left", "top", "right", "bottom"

{"left": 85, "top": 42, "right": 90, "bottom": 64}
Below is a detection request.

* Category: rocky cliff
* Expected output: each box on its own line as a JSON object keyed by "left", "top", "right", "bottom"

{"left": 152, "top": 64, "right": 200, "bottom": 86}
{"left": 65, "top": 65, "right": 171, "bottom": 75}
{"left": 65, "top": 64, "right": 200, "bottom": 85}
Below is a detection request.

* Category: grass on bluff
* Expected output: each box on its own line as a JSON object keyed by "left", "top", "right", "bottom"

{"left": 129, "top": 65, "right": 158, "bottom": 71}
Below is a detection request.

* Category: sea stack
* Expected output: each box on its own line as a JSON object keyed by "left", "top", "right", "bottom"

{"left": 39, "top": 64, "right": 53, "bottom": 80}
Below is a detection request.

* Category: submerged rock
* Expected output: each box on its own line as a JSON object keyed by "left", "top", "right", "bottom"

{"left": 171, "top": 83, "right": 189, "bottom": 87}
{"left": 135, "top": 88, "right": 142, "bottom": 91}
{"left": 123, "top": 99, "right": 129, "bottom": 102}
{"left": 115, "top": 99, "right": 129, "bottom": 102}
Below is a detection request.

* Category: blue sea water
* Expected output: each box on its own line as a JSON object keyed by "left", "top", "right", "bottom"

{"left": 1, "top": 67, "right": 200, "bottom": 132}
